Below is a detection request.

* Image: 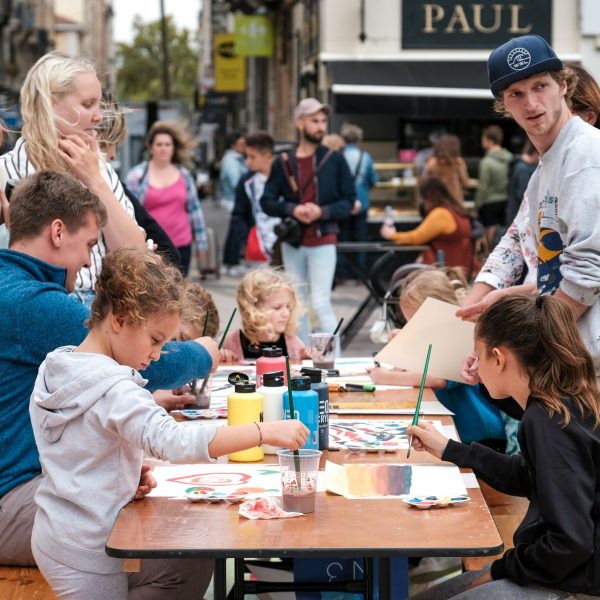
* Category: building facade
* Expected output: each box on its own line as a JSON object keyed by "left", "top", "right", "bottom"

{"left": 202, "top": 0, "right": 600, "bottom": 160}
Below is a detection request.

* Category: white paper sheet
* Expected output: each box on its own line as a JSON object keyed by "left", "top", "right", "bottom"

{"left": 375, "top": 297, "right": 475, "bottom": 382}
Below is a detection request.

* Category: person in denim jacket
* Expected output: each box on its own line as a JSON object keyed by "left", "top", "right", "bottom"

{"left": 218, "top": 131, "right": 247, "bottom": 212}
{"left": 338, "top": 123, "right": 379, "bottom": 277}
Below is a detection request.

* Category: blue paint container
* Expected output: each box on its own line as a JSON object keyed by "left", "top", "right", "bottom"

{"left": 300, "top": 367, "right": 329, "bottom": 450}
{"left": 283, "top": 376, "right": 319, "bottom": 450}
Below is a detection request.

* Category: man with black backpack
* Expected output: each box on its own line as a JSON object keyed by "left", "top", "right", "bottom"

{"left": 261, "top": 98, "right": 354, "bottom": 342}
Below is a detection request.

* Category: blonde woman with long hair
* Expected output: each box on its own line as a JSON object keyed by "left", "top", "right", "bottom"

{"left": 0, "top": 52, "right": 144, "bottom": 305}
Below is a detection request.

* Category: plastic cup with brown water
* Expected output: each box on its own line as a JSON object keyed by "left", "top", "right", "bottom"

{"left": 192, "top": 373, "right": 212, "bottom": 409}
{"left": 309, "top": 333, "right": 338, "bottom": 369}
{"left": 276, "top": 449, "right": 322, "bottom": 513}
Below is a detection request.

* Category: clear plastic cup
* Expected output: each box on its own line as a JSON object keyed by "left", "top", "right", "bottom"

{"left": 191, "top": 373, "right": 212, "bottom": 409}
{"left": 309, "top": 333, "right": 338, "bottom": 369}
{"left": 276, "top": 449, "right": 322, "bottom": 513}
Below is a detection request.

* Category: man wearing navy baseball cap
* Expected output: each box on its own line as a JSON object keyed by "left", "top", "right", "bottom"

{"left": 450, "top": 36, "right": 600, "bottom": 596}
{"left": 461, "top": 34, "right": 600, "bottom": 332}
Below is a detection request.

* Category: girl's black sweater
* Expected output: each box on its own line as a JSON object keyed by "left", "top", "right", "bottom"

{"left": 443, "top": 397, "right": 600, "bottom": 594}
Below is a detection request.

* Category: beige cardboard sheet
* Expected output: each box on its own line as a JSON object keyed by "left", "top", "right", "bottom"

{"left": 375, "top": 297, "right": 474, "bottom": 382}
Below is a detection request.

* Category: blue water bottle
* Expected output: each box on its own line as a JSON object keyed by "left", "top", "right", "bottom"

{"left": 283, "top": 376, "right": 319, "bottom": 450}
{"left": 300, "top": 367, "right": 329, "bottom": 450}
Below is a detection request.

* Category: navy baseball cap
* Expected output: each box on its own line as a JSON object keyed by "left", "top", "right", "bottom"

{"left": 488, "top": 35, "right": 563, "bottom": 96}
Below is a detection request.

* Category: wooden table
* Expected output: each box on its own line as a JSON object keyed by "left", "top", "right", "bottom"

{"left": 329, "top": 387, "right": 436, "bottom": 412}
{"left": 107, "top": 390, "right": 501, "bottom": 599}
{"left": 106, "top": 485, "right": 500, "bottom": 599}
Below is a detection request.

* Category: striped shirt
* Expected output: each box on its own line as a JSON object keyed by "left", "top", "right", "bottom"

{"left": 0, "top": 138, "right": 137, "bottom": 293}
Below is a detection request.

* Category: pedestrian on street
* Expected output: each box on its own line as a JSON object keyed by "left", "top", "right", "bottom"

{"left": 475, "top": 125, "right": 513, "bottom": 246}
{"left": 126, "top": 121, "right": 208, "bottom": 277}
{"left": 261, "top": 98, "right": 354, "bottom": 341}
{"left": 338, "top": 122, "right": 379, "bottom": 278}
{"left": 218, "top": 131, "right": 247, "bottom": 212}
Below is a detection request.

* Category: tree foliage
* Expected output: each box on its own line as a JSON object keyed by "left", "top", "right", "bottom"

{"left": 116, "top": 16, "right": 198, "bottom": 105}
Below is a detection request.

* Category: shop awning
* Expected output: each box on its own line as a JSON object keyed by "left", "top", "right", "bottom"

{"left": 325, "top": 60, "right": 495, "bottom": 117}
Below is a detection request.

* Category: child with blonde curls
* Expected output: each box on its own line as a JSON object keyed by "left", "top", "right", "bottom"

{"left": 29, "top": 248, "right": 308, "bottom": 599}
{"left": 369, "top": 268, "right": 507, "bottom": 449}
{"left": 222, "top": 268, "right": 310, "bottom": 361}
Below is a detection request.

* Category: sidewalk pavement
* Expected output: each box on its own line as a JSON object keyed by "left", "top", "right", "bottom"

{"left": 187, "top": 198, "right": 384, "bottom": 358}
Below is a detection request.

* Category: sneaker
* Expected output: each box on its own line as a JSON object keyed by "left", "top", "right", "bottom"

{"left": 227, "top": 265, "right": 249, "bottom": 277}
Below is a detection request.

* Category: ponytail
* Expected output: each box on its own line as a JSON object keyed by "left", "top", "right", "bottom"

{"left": 476, "top": 294, "right": 600, "bottom": 428}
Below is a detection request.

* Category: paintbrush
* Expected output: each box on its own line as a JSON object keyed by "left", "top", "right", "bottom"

{"left": 190, "top": 311, "right": 211, "bottom": 396}
{"left": 324, "top": 317, "right": 344, "bottom": 355}
{"left": 194, "top": 308, "right": 237, "bottom": 401}
{"left": 285, "top": 355, "right": 302, "bottom": 488}
{"left": 406, "top": 344, "right": 432, "bottom": 459}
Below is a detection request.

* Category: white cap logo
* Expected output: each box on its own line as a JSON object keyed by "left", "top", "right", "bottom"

{"left": 507, "top": 47, "right": 531, "bottom": 71}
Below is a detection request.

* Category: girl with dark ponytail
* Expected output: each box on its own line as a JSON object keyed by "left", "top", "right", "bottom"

{"left": 409, "top": 294, "right": 600, "bottom": 600}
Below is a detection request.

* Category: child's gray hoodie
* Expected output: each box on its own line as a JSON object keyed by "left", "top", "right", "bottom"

{"left": 29, "top": 346, "right": 218, "bottom": 574}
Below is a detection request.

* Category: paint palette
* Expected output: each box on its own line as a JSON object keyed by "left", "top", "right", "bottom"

{"left": 184, "top": 487, "right": 247, "bottom": 503}
{"left": 402, "top": 495, "right": 470, "bottom": 509}
{"left": 181, "top": 408, "right": 225, "bottom": 420}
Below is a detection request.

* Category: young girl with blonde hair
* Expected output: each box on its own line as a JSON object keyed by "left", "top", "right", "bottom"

{"left": 370, "top": 268, "right": 506, "bottom": 448}
{"left": 0, "top": 52, "right": 144, "bottom": 303}
{"left": 410, "top": 294, "right": 600, "bottom": 599}
{"left": 29, "top": 247, "right": 307, "bottom": 599}
{"left": 222, "top": 268, "right": 309, "bottom": 361}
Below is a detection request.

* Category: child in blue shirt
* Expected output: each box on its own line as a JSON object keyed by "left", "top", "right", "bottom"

{"left": 369, "top": 268, "right": 507, "bottom": 449}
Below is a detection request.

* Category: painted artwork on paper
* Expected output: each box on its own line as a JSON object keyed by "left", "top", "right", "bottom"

{"left": 149, "top": 463, "right": 282, "bottom": 498}
{"left": 325, "top": 461, "right": 467, "bottom": 499}
{"left": 328, "top": 419, "right": 443, "bottom": 451}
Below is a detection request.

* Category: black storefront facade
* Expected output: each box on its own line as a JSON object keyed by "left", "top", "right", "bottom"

{"left": 323, "top": 0, "right": 553, "bottom": 158}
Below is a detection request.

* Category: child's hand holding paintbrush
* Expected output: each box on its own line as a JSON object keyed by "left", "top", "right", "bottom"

{"left": 406, "top": 421, "right": 449, "bottom": 459}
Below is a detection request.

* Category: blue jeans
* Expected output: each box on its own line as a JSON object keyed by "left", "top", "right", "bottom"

{"left": 412, "top": 568, "right": 596, "bottom": 600}
{"left": 281, "top": 242, "right": 338, "bottom": 343}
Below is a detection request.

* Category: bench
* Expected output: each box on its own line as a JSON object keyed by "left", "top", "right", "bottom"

{"left": 0, "top": 566, "right": 55, "bottom": 599}
{"left": 463, "top": 480, "right": 529, "bottom": 571}
{"left": 0, "top": 558, "right": 141, "bottom": 600}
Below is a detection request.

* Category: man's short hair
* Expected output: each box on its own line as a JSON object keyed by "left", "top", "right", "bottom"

{"left": 225, "top": 131, "right": 244, "bottom": 149}
{"left": 9, "top": 171, "right": 107, "bottom": 245}
{"left": 483, "top": 125, "right": 504, "bottom": 146}
{"left": 340, "top": 123, "right": 363, "bottom": 144}
{"left": 245, "top": 131, "right": 274, "bottom": 154}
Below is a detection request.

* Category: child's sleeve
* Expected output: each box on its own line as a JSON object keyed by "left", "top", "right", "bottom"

{"left": 102, "top": 384, "right": 219, "bottom": 464}
{"left": 442, "top": 438, "right": 531, "bottom": 497}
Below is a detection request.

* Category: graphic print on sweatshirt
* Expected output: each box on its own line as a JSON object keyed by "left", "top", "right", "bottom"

{"left": 537, "top": 193, "right": 564, "bottom": 295}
